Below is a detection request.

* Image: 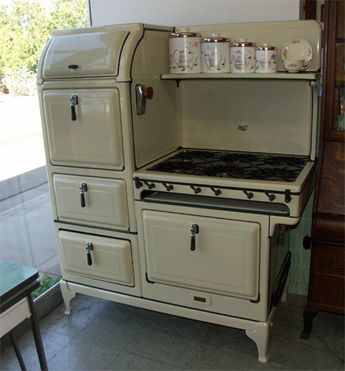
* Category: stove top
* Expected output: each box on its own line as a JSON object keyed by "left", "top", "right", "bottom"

{"left": 148, "top": 149, "right": 309, "bottom": 182}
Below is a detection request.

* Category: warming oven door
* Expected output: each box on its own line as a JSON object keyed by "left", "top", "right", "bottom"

{"left": 42, "top": 88, "right": 124, "bottom": 170}
{"left": 142, "top": 210, "right": 260, "bottom": 300}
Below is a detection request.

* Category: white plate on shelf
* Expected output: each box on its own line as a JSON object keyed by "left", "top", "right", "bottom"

{"left": 281, "top": 38, "right": 313, "bottom": 70}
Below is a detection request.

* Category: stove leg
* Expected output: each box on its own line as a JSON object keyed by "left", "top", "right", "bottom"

{"left": 245, "top": 320, "right": 273, "bottom": 363}
{"left": 60, "top": 280, "right": 76, "bottom": 315}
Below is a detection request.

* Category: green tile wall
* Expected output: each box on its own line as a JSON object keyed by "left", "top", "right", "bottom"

{"left": 288, "top": 194, "right": 313, "bottom": 295}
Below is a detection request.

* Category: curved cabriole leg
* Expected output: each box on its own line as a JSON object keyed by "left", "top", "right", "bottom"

{"left": 60, "top": 280, "right": 76, "bottom": 315}
{"left": 245, "top": 320, "right": 273, "bottom": 363}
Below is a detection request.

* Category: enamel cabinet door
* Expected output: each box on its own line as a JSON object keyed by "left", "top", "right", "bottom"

{"left": 43, "top": 89, "right": 124, "bottom": 170}
{"left": 59, "top": 230, "right": 134, "bottom": 286}
{"left": 142, "top": 211, "right": 260, "bottom": 300}
{"left": 53, "top": 175, "right": 129, "bottom": 230}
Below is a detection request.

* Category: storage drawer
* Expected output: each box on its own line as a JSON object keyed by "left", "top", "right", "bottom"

{"left": 59, "top": 230, "right": 134, "bottom": 285}
{"left": 43, "top": 89, "right": 123, "bottom": 170}
{"left": 0, "top": 298, "right": 31, "bottom": 338}
{"left": 54, "top": 175, "right": 129, "bottom": 230}
{"left": 142, "top": 210, "right": 260, "bottom": 299}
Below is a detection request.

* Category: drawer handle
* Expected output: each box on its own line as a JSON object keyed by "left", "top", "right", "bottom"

{"left": 190, "top": 224, "right": 199, "bottom": 251}
{"left": 68, "top": 64, "right": 79, "bottom": 70}
{"left": 70, "top": 94, "right": 78, "bottom": 121}
{"left": 86, "top": 242, "right": 94, "bottom": 266}
{"left": 79, "top": 183, "right": 88, "bottom": 207}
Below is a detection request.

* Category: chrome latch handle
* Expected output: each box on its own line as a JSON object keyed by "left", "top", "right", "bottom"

{"left": 135, "top": 84, "right": 153, "bottom": 115}
{"left": 70, "top": 94, "right": 78, "bottom": 121}
{"left": 79, "top": 183, "right": 88, "bottom": 207}
{"left": 136, "top": 84, "right": 146, "bottom": 115}
{"left": 86, "top": 242, "right": 94, "bottom": 266}
{"left": 190, "top": 224, "right": 199, "bottom": 251}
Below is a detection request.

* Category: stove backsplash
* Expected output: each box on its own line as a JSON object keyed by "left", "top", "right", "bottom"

{"left": 178, "top": 79, "right": 315, "bottom": 157}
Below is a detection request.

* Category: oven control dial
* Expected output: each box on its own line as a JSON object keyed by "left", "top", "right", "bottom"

{"left": 265, "top": 192, "right": 276, "bottom": 201}
{"left": 211, "top": 187, "right": 222, "bottom": 196}
{"left": 143, "top": 181, "right": 155, "bottom": 189}
{"left": 243, "top": 190, "right": 254, "bottom": 199}
{"left": 163, "top": 183, "right": 174, "bottom": 191}
{"left": 190, "top": 185, "right": 201, "bottom": 194}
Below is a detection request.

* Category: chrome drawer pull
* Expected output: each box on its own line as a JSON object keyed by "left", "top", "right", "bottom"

{"left": 190, "top": 224, "right": 199, "bottom": 251}
{"left": 79, "top": 183, "right": 88, "bottom": 207}
{"left": 69, "top": 94, "right": 78, "bottom": 121}
{"left": 86, "top": 242, "right": 94, "bottom": 266}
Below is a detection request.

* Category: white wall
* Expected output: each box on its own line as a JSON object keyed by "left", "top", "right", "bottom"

{"left": 89, "top": 0, "right": 300, "bottom": 27}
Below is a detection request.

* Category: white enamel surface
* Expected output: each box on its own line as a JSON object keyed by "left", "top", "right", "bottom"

{"left": 43, "top": 89, "right": 124, "bottom": 170}
{"left": 59, "top": 230, "right": 134, "bottom": 285}
{"left": 143, "top": 210, "right": 260, "bottom": 299}
{"left": 42, "top": 31, "right": 128, "bottom": 78}
{"left": 179, "top": 80, "right": 313, "bottom": 156}
{"left": 53, "top": 175, "right": 129, "bottom": 229}
{"left": 132, "top": 30, "right": 178, "bottom": 168}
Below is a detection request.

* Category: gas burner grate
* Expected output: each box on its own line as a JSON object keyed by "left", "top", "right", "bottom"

{"left": 148, "top": 149, "right": 309, "bottom": 182}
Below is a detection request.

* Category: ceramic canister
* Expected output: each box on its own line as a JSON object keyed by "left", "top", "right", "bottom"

{"left": 201, "top": 34, "right": 230, "bottom": 73}
{"left": 169, "top": 31, "right": 201, "bottom": 73}
{"left": 230, "top": 39, "right": 255, "bottom": 73}
{"left": 255, "top": 43, "right": 277, "bottom": 73}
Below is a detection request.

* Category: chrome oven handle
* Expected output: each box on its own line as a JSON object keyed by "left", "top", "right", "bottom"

{"left": 135, "top": 84, "right": 147, "bottom": 115}
{"left": 190, "top": 224, "right": 199, "bottom": 251}
{"left": 85, "top": 242, "right": 94, "bottom": 266}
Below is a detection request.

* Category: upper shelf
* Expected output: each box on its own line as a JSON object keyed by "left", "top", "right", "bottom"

{"left": 161, "top": 72, "right": 319, "bottom": 81}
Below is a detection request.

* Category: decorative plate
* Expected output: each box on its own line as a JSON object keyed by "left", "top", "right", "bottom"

{"left": 281, "top": 38, "right": 313, "bottom": 70}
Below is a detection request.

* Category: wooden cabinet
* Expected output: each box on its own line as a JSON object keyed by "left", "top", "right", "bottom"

{"left": 302, "top": 0, "right": 345, "bottom": 337}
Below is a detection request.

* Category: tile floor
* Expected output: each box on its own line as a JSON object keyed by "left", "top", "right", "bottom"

{"left": 0, "top": 293, "right": 344, "bottom": 370}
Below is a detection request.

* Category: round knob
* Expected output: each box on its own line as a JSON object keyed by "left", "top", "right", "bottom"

{"left": 265, "top": 192, "right": 276, "bottom": 201}
{"left": 191, "top": 185, "right": 201, "bottom": 194}
{"left": 211, "top": 187, "right": 221, "bottom": 196}
{"left": 243, "top": 190, "right": 254, "bottom": 199}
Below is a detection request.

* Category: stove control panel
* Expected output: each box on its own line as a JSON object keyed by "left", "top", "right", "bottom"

{"left": 133, "top": 177, "right": 302, "bottom": 217}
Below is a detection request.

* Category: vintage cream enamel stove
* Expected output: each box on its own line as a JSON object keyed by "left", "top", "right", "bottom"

{"left": 37, "top": 20, "right": 321, "bottom": 362}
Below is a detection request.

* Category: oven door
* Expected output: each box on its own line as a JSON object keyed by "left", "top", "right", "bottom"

{"left": 142, "top": 210, "right": 260, "bottom": 300}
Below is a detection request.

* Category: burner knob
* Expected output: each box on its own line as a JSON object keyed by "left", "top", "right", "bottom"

{"left": 211, "top": 187, "right": 222, "bottom": 196}
{"left": 243, "top": 190, "right": 254, "bottom": 199}
{"left": 265, "top": 192, "right": 276, "bottom": 201}
{"left": 163, "top": 183, "right": 174, "bottom": 191}
{"left": 144, "top": 181, "right": 155, "bottom": 189}
{"left": 191, "top": 185, "right": 201, "bottom": 194}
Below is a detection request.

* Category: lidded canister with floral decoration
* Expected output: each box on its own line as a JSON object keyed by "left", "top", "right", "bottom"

{"left": 230, "top": 39, "right": 255, "bottom": 73}
{"left": 169, "top": 29, "right": 201, "bottom": 73}
{"left": 201, "top": 34, "right": 230, "bottom": 73}
{"left": 255, "top": 43, "right": 277, "bottom": 73}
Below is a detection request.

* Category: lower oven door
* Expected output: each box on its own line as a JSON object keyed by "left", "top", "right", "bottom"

{"left": 142, "top": 210, "right": 260, "bottom": 300}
